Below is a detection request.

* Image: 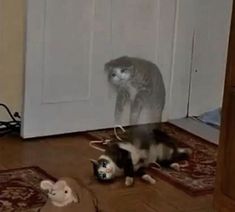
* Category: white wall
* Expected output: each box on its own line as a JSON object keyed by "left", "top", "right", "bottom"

{"left": 0, "top": 0, "right": 25, "bottom": 120}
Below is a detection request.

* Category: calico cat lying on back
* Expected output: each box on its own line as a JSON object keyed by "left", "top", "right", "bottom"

{"left": 90, "top": 129, "right": 191, "bottom": 186}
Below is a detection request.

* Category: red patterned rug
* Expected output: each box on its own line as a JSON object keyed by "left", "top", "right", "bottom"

{"left": 85, "top": 123, "right": 217, "bottom": 196}
{"left": 0, "top": 166, "right": 56, "bottom": 211}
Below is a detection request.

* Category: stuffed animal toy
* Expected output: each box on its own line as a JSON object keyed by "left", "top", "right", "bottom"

{"left": 40, "top": 177, "right": 98, "bottom": 212}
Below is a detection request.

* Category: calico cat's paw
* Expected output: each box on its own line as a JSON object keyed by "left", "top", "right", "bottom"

{"left": 142, "top": 174, "right": 156, "bottom": 184}
{"left": 125, "top": 177, "right": 134, "bottom": 186}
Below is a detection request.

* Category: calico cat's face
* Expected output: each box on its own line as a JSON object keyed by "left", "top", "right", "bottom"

{"left": 90, "top": 158, "right": 116, "bottom": 181}
{"left": 107, "top": 67, "right": 131, "bottom": 86}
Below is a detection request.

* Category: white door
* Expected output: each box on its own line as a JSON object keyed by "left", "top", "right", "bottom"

{"left": 188, "top": 0, "right": 232, "bottom": 116}
{"left": 22, "top": 0, "right": 177, "bottom": 138}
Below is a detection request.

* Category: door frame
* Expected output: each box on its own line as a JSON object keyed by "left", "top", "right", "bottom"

{"left": 214, "top": 0, "right": 235, "bottom": 210}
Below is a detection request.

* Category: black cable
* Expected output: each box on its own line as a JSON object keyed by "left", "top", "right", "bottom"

{"left": 0, "top": 103, "right": 21, "bottom": 136}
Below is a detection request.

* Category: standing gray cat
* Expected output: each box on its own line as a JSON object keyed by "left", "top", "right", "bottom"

{"left": 105, "top": 56, "right": 165, "bottom": 125}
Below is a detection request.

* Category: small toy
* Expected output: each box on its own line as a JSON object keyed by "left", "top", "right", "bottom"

{"left": 40, "top": 177, "right": 98, "bottom": 212}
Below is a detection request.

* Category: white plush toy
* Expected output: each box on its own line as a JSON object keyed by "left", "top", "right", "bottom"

{"left": 40, "top": 177, "right": 98, "bottom": 212}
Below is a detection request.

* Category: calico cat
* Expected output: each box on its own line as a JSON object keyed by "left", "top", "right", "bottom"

{"left": 90, "top": 129, "right": 191, "bottom": 186}
{"left": 105, "top": 56, "right": 165, "bottom": 125}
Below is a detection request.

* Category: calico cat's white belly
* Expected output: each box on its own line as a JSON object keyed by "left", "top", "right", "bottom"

{"left": 118, "top": 142, "right": 162, "bottom": 166}
{"left": 118, "top": 143, "right": 147, "bottom": 170}
{"left": 145, "top": 144, "right": 174, "bottom": 165}
{"left": 118, "top": 142, "right": 174, "bottom": 171}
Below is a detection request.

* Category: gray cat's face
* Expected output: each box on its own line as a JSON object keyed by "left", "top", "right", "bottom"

{"left": 107, "top": 67, "right": 131, "bottom": 86}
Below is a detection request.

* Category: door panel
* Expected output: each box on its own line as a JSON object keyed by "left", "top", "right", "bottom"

{"left": 22, "top": 0, "right": 176, "bottom": 138}
{"left": 111, "top": 0, "right": 158, "bottom": 61}
{"left": 43, "top": 0, "right": 93, "bottom": 103}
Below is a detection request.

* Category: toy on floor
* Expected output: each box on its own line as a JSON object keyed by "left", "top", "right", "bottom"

{"left": 40, "top": 177, "right": 98, "bottom": 212}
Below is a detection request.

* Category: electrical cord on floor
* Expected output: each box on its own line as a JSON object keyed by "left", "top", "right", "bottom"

{"left": 0, "top": 103, "right": 21, "bottom": 137}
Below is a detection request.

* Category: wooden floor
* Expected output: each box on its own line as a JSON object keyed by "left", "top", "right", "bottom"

{"left": 0, "top": 134, "right": 214, "bottom": 212}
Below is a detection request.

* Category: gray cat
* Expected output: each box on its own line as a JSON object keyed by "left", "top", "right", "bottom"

{"left": 105, "top": 56, "right": 165, "bottom": 125}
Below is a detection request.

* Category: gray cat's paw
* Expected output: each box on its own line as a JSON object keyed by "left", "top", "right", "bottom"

{"left": 125, "top": 177, "right": 134, "bottom": 186}
{"left": 142, "top": 174, "right": 156, "bottom": 184}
